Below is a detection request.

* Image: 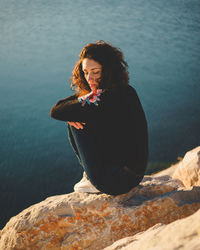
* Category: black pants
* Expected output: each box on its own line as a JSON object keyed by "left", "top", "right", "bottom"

{"left": 69, "top": 126, "right": 144, "bottom": 195}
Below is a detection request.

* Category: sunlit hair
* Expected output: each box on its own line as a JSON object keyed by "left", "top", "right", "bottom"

{"left": 70, "top": 40, "right": 129, "bottom": 96}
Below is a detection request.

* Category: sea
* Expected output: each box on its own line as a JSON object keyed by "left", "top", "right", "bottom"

{"left": 0, "top": 0, "right": 200, "bottom": 229}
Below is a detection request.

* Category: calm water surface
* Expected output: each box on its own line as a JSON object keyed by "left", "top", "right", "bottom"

{"left": 0, "top": 0, "right": 200, "bottom": 228}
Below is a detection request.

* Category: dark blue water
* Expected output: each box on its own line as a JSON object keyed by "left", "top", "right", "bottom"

{"left": 0, "top": 0, "right": 200, "bottom": 228}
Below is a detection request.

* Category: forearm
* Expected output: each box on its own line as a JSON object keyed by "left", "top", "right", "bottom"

{"left": 50, "top": 95, "right": 87, "bottom": 122}
{"left": 50, "top": 91, "right": 104, "bottom": 122}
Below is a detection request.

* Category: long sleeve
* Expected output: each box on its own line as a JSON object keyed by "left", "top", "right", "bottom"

{"left": 50, "top": 93, "right": 104, "bottom": 122}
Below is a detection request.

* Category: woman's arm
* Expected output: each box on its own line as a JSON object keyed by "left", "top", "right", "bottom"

{"left": 50, "top": 91, "right": 105, "bottom": 122}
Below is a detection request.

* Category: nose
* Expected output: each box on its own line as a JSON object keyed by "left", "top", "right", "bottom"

{"left": 87, "top": 72, "right": 94, "bottom": 82}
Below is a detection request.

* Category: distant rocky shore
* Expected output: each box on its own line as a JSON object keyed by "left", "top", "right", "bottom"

{"left": 0, "top": 146, "right": 200, "bottom": 250}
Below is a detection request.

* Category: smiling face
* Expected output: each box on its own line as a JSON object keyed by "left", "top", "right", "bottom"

{"left": 82, "top": 58, "right": 102, "bottom": 91}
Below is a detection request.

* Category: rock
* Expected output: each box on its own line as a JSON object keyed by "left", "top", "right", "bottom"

{"left": 0, "top": 174, "right": 200, "bottom": 250}
{"left": 104, "top": 208, "right": 200, "bottom": 250}
{"left": 172, "top": 146, "right": 200, "bottom": 188}
{"left": 152, "top": 162, "right": 179, "bottom": 177}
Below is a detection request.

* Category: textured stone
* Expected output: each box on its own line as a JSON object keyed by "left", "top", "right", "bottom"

{"left": 0, "top": 175, "right": 200, "bottom": 250}
{"left": 173, "top": 146, "right": 200, "bottom": 188}
{"left": 104, "top": 208, "right": 200, "bottom": 250}
{"left": 153, "top": 162, "right": 179, "bottom": 178}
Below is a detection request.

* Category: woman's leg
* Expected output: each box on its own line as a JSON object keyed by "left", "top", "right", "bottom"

{"left": 69, "top": 126, "right": 143, "bottom": 195}
{"left": 86, "top": 162, "right": 143, "bottom": 195}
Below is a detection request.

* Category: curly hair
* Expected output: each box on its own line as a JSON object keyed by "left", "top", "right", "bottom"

{"left": 70, "top": 40, "right": 129, "bottom": 96}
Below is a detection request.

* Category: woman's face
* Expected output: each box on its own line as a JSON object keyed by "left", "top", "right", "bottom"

{"left": 82, "top": 58, "right": 102, "bottom": 91}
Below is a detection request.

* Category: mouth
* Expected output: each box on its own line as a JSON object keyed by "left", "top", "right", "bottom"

{"left": 88, "top": 83, "right": 97, "bottom": 88}
{"left": 89, "top": 83, "right": 96, "bottom": 87}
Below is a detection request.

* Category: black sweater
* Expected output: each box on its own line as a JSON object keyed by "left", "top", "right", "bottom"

{"left": 50, "top": 85, "right": 148, "bottom": 175}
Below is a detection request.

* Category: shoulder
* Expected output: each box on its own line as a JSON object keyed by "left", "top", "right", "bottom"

{"left": 99, "top": 85, "right": 139, "bottom": 107}
{"left": 122, "top": 84, "right": 137, "bottom": 95}
{"left": 101, "top": 85, "right": 138, "bottom": 102}
{"left": 105, "top": 84, "right": 135, "bottom": 95}
{"left": 119, "top": 85, "right": 143, "bottom": 110}
{"left": 123, "top": 85, "right": 142, "bottom": 103}
{"left": 111, "top": 85, "right": 138, "bottom": 101}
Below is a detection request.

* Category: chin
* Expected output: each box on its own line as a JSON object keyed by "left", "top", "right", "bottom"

{"left": 89, "top": 85, "right": 98, "bottom": 90}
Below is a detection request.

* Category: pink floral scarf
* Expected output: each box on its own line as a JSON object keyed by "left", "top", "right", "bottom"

{"left": 78, "top": 89, "right": 103, "bottom": 107}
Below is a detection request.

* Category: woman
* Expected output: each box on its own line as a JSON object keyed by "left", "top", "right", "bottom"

{"left": 50, "top": 40, "right": 148, "bottom": 195}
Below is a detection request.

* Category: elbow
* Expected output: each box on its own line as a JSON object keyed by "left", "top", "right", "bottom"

{"left": 50, "top": 106, "right": 59, "bottom": 119}
{"left": 49, "top": 106, "right": 68, "bottom": 121}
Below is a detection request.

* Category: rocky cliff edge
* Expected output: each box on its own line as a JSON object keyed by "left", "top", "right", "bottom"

{"left": 0, "top": 146, "right": 200, "bottom": 250}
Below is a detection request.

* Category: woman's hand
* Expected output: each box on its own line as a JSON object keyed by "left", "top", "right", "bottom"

{"left": 67, "top": 121, "right": 86, "bottom": 129}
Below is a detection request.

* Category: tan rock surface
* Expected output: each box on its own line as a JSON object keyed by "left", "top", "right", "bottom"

{"left": 0, "top": 175, "right": 200, "bottom": 250}
{"left": 104, "top": 208, "right": 200, "bottom": 250}
{"left": 173, "top": 146, "right": 200, "bottom": 188}
{"left": 152, "top": 162, "right": 179, "bottom": 177}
